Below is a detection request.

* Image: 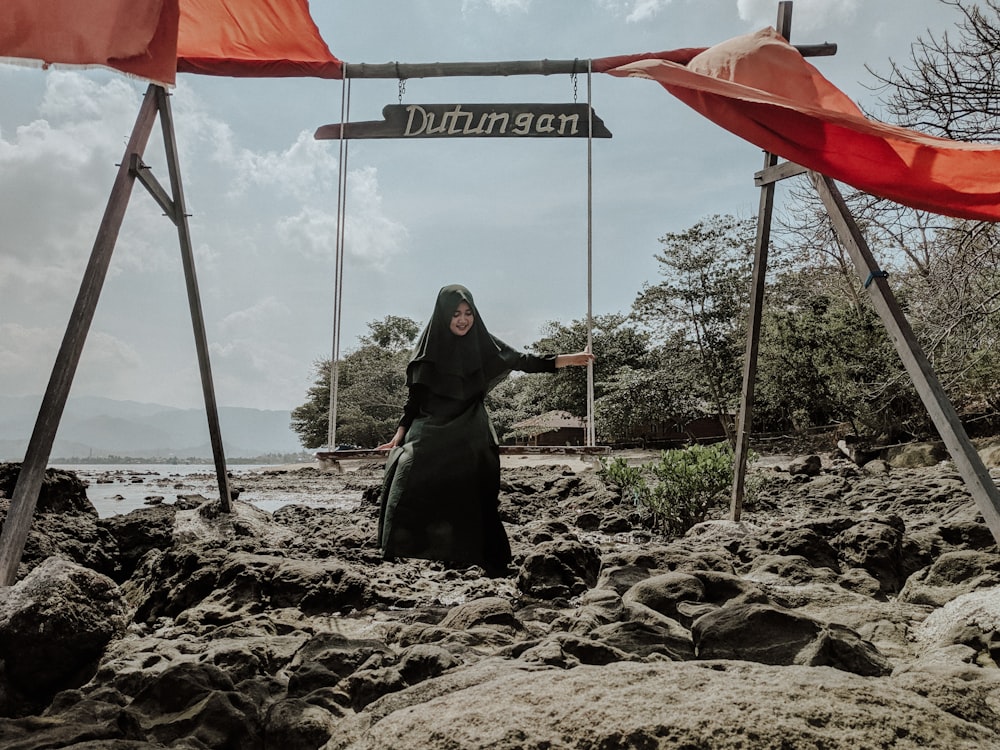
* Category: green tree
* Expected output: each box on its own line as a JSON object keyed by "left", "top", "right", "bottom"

{"left": 290, "top": 316, "right": 420, "bottom": 449}
{"left": 632, "top": 214, "right": 755, "bottom": 443}
{"left": 765, "top": 0, "right": 1000, "bottom": 436}
{"left": 755, "top": 269, "right": 920, "bottom": 437}
{"left": 488, "top": 313, "right": 652, "bottom": 442}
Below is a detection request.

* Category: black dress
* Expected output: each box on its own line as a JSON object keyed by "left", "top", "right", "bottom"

{"left": 377, "top": 284, "right": 555, "bottom": 571}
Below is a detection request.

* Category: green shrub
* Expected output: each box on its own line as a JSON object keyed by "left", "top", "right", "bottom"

{"left": 600, "top": 443, "right": 744, "bottom": 536}
{"left": 597, "top": 456, "right": 648, "bottom": 506}
{"left": 645, "top": 444, "right": 734, "bottom": 535}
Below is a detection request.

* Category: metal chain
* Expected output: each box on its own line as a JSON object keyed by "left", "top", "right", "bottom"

{"left": 398, "top": 77, "right": 406, "bottom": 104}
{"left": 571, "top": 70, "right": 578, "bottom": 103}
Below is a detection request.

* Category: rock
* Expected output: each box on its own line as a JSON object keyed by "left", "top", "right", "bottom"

{"left": 397, "top": 644, "right": 460, "bottom": 684}
{"left": 913, "top": 587, "right": 1000, "bottom": 652}
{"left": 900, "top": 549, "right": 1000, "bottom": 607}
{"left": 752, "top": 526, "right": 841, "bottom": 572}
{"left": 439, "top": 597, "right": 521, "bottom": 633}
{"left": 98, "top": 504, "right": 177, "bottom": 582}
{"left": 264, "top": 697, "right": 345, "bottom": 750}
{"left": 788, "top": 455, "right": 822, "bottom": 476}
{"left": 621, "top": 571, "right": 704, "bottom": 623}
{"left": 594, "top": 563, "right": 654, "bottom": 595}
{"left": 517, "top": 539, "right": 601, "bottom": 599}
{"left": 886, "top": 441, "right": 948, "bottom": 468}
{"left": 830, "top": 517, "right": 906, "bottom": 594}
{"left": 5, "top": 458, "right": 1000, "bottom": 746}
{"left": 325, "top": 661, "right": 997, "bottom": 749}
{"left": 0, "top": 557, "right": 128, "bottom": 715}
{"left": 692, "top": 602, "right": 891, "bottom": 676}
{"left": 0, "top": 463, "right": 93, "bottom": 515}
{"left": 128, "top": 661, "right": 262, "bottom": 747}
{"left": 863, "top": 459, "right": 891, "bottom": 476}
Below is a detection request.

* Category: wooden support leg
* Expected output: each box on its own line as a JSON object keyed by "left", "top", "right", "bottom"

{"left": 809, "top": 171, "right": 1000, "bottom": 544}
{"left": 154, "top": 87, "right": 232, "bottom": 511}
{"left": 0, "top": 87, "right": 161, "bottom": 587}
{"left": 730, "top": 152, "right": 777, "bottom": 521}
{"left": 730, "top": 0, "right": 793, "bottom": 522}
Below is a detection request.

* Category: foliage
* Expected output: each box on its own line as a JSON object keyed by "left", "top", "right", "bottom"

{"left": 765, "top": 1, "right": 1000, "bottom": 437}
{"left": 489, "top": 313, "right": 653, "bottom": 442}
{"left": 754, "top": 269, "right": 923, "bottom": 436}
{"left": 598, "top": 443, "right": 738, "bottom": 537}
{"left": 632, "top": 214, "right": 756, "bottom": 442}
{"left": 290, "top": 316, "right": 420, "bottom": 449}
{"left": 867, "top": 0, "right": 1000, "bottom": 142}
{"left": 594, "top": 354, "right": 702, "bottom": 444}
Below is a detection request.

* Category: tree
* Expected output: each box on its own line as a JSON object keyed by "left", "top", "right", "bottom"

{"left": 755, "top": 269, "right": 921, "bottom": 437}
{"left": 487, "top": 313, "right": 652, "bottom": 442}
{"left": 866, "top": 0, "right": 1000, "bottom": 143}
{"left": 764, "top": 0, "right": 1000, "bottom": 436}
{"left": 290, "top": 316, "right": 420, "bottom": 449}
{"left": 632, "top": 214, "right": 756, "bottom": 443}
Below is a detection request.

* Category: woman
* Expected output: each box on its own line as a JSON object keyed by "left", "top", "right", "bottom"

{"left": 376, "top": 284, "right": 594, "bottom": 575}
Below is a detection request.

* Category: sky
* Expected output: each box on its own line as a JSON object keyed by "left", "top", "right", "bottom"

{"left": 0, "top": 0, "right": 965, "bottom": 413}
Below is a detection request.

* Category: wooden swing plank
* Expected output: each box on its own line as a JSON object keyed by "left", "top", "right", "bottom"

{"left": 315, "top": 445, "right": 612, "bottom": 462}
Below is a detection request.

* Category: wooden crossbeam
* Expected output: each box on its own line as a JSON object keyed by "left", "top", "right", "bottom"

{"left": 340, "top": 44, "right": 836, "bottom": 79}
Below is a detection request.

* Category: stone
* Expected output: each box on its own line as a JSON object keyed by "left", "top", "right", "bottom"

{"left": 0, "top": 558, "right": 127, "bottom": 714}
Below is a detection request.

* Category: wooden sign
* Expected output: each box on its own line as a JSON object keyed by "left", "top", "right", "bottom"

{"left": 315, "top": 103, "right": 611, "bottom": 140}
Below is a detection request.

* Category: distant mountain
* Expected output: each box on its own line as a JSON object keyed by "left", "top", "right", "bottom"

{"left": 0, "top": 395, "right": 303, "bottom": 460}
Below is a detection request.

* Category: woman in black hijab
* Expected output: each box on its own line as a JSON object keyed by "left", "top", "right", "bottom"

{"left": 377, "top": 284, "right": 594, "bottom": 575}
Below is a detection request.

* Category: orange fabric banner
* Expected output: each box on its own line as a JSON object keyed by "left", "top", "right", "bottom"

{"left": 177, "top": 0, "right": 341, "bottom": 79}
{"left": 0, "top": 0, "right": 179, "bottom": 86}
{"left": 601, "top": 28, "right": 1000, "bottom": 223}
{"left": 0, "top": 0, "right": 340, "bottom": 85}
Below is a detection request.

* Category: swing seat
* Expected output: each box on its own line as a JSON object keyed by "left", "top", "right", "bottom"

{"left": 498, "top": 445, "right": 610, "bottom": 456}
{"left": 314, "top": 445, "right": 611, "bottom": 472}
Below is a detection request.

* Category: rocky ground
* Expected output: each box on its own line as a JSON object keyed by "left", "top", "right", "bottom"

{"left": 3, "top": 443, "right": 1000, "bottom": 749}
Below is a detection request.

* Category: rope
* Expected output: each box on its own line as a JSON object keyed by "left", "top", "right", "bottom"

{"left": 585, "top": 59, "right": 596, "bottom": 447}
{"left": 327, "top": 78, "right": 352, "bottom": 448}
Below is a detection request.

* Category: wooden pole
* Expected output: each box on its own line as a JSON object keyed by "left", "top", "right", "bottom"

{"left": 341, "top": 45, "right": 835, "bottom": 79}
{"left": 0, "top": 86, "right": 160, "bottom": 587}
{"left": 153, "top": 87, "right": 232, "bottom": 511}
{"left": 730, "top": 1, "right": 793, "bottom": 522}
{"left": 809, "top": 171, "right": 1000, "bottom": 545}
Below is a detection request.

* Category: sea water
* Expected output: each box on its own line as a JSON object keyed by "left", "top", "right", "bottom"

{"left": 53, "top": 463, "right": 355, "bottom": 518}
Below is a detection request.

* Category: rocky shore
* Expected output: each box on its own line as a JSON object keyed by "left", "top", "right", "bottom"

{"left": 2, "top": 445, "right": 1000, "bottom": 749}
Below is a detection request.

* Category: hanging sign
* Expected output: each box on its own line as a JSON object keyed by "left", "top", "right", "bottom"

{"left": 315, "top": 103, "right": 611, "bottom": 140}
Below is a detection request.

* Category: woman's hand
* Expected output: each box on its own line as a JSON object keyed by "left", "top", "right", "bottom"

{"left": 555, "top": 347, "right": 596, "bottom": 368}
{"left": 377, "top": 426, "right": 406, "bottom": 451}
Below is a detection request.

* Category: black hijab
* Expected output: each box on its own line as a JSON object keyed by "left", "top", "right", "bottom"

{"left": 407, "top": 284, "right": 518, "bottom": 400}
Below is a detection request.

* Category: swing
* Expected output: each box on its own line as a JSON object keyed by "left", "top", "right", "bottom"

{"left": 315, "top": 63, "right": 610, "bottom": 464}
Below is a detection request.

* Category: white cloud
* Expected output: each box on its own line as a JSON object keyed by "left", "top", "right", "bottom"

{"left": 276, "top": 165, "right": 407, "bottom": 268}
{"left": 736, "top": 0, "right": 860, "bottom": 33}
{"left": 342, "top": 166, "right": 409, "bottom": 268}
{"left": 218, "top": 296, "right": 290, "bottom": 334}
{"left": 227, "top": 130, "right": 339, "bottom": 202}
{"left": 461, "top": 0, "right": 532, "bottom": 13}
{"left": 208, "top": 336, "right": 307, "bottom": 409}
{"left": 0, "top": 73, "right": 141, "bottom": 269}
{"left": 0, "top": 323, "right": 141, "bottom": 398}
{"left": 597, "top": 0, "right": 675, "bottom": 23}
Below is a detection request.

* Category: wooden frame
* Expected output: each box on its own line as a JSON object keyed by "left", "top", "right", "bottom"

{"left": 0, "top": 85, "right": 231, "bottom": 587}
{"left": 727, "top": 7, "right": 1000, "bottom": 545}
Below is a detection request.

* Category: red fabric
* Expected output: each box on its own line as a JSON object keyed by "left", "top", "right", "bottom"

{"left": 591, "top": 48, "right": 704, "bottom": 73}
{"left": 600, "top": 28, "right": 1000, "bottom": 223}
{"left": 177, "top": 0, "right": 341, "bottom": 79}
{"left": 0, "top": 0, "right": 340, "bottom": 84}
{"left": 0, "top": 0, "right": 179, "bottom": 86}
